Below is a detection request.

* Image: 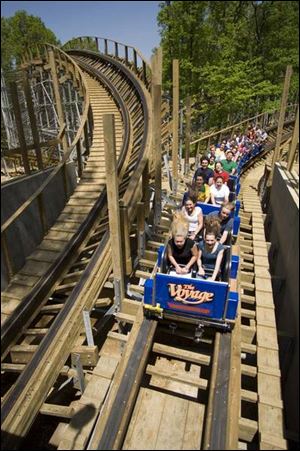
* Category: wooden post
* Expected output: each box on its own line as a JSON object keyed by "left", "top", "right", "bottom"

{"left": 2, "top": 231, "right": 14, "bottom": 282}
{"left": 184, "top": 95, "right": 191, "bottom": 175}
{"left": 9, "top": 81, "right": 31, "bottom": 175}
{"left": 83, "top": 122, "right": 90, "bottom": 156}
{"left": 142, "top": 160, "right": 150, "bottom": 219}
{"left": 137, "top": 202, "right": 145, "bottom": 259}
{"left": 119, "top": 200, "right": 132, "bottom": 276}
{"left": 103, "top": 114, "right": 125, "bottom": 310}
{"left": 48, "top": 49, "right": 68, "bottom": 153}
{"left": 270, "top": 65, "right": 293, "bottom": 181}
{"left": 37, "top": 193, "right": 47, "bottom": 234}
{"left": 23, "top": 73, "right": 43, "bottom": 170}
{"left": 76, "top": 140, "right": 83, "bottom": 178}
{"left": 287, "top": 106, "right": 299, "bottom": 172}
{"left": 172, "top": 59, "right": 179, "bottom": 193}
{"left": 151, "top": 48, "right": 162, "bottom": 226}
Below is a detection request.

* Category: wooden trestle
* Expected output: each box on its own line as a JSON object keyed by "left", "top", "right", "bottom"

{"left": 1, "top": 43, "right": 295, "bottom": 450}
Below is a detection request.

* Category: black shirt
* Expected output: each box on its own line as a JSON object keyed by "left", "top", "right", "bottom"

{"left": 194, "top": 167, "right": 214, "bottom": 184}
{"left": 168, "top": 238, "right": 195, "bottom": 266}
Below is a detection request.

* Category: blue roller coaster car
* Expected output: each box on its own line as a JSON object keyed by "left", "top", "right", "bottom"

{"left": 143, "top": 241, "right": 239, "bottom": 334}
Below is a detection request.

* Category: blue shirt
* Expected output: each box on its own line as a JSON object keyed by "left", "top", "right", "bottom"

{"left": 198, "top": 241, "right": 224, "bottom": 270}
{"left": 207, "top": 211, "right": 234, "bottom": 236}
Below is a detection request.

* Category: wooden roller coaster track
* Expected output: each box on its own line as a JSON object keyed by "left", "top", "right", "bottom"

{"left": 1, "top": 38, "right": 297, "bottom": 450}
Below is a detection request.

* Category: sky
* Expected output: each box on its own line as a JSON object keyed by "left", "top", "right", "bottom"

{"left": 1, "top": 1, "right": 162, "bottom": 62}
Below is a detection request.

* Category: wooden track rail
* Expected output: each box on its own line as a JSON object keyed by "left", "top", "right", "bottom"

{"left": 1, "top": 37, "right": 296, "bottom": 449}
{"left": 1, "top": 47, "right": 152, "bottom": 449}
{"left": 80, "top": 119, "right": 294, "bottom": 451}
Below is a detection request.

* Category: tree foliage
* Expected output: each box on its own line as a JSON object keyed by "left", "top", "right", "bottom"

{"left": 1, "top": 10, "right": 59, "bottom": 72}
{"left": 158, "top": 1, "right": 299, "bottom": 129}
{"left": 63, "top": 37, "right": 99, "bottom": 53}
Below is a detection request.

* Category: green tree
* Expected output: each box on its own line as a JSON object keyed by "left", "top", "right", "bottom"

{"left": 63, "top": 37, "right": 99, "bottom": 53}
{"left": 157, "top": 1, "right": 299, "bottom": 130}
{"left": 1, "top": 10, "right": 59, "bottom": 71}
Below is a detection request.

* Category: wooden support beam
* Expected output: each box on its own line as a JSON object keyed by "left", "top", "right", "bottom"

{"left": 137, "top": 201, "right": 145, "bottom": 259}
{"left": 146, "top": 364, "right": 208, "bottom": 389}
{"left": 9, "top": 81, "right": 31, "bottom": 175}
{"left": 172, "top": 59, "right": 179, "bottom": 192}
{"left": 287, "top": 105, "right": 299, "bottom": 172}
{"left": 48, "top": 49, "right": 68, "bottom": 153}
{"left": 2, "top": 230, "right": 14, "bottom": 283}
{"left": 270, "top": 65, "right": 293, "bottom": 181}
{"left": 152, "top": 48, "right": 162, "bottom": 225}
{"left": 184, "top": 96, "right": 191, "bottom": 175}
{"left": 119, "top": 200, "right": 132, "bottom": 276}
{"left": 103, "top": 114, "right": 125, "bottom": 310}
{"left": 142, "top": 160, "right": 150, "bottom": 219}
{"left": 22, "top": 72, "right": 44, "bottom": 170}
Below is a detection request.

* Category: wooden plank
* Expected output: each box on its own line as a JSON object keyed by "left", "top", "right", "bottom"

{"left": 182, "top": 400, "right": 205, "bottom": 449}
{"left": 103, "top": 113, "right": 125, "bottom": 305}
{"left": 45, "top": 230, "right": 75, "bottom": 242}
{"left": 254, "top": 255, "right": 269, "bottom": 267}
{"left": 256, "top": 306, "right": 276, "bottom": 326}
{"left": 122, "top": 298, "right": 140, "bottom": 316}
{"left": 115, "top": 312, "right": 136, "bottom": 324}
{"left": 135, "top": 270, "right": 151, "bottom": 280}
{"left": 240, "top": 294, "right": 256, "bottom": 305}
{"left": 256, "top": 326, "right": 278, "bottom": 350}
{"left": 257, "top": 373, "right": 282, "bottom": 401}
{"left": 23, "top": 73, "right": 43, "bottom": 170}
{"left": 260, "top": 432, "right": 287, "bottom": 450}
{"left": 172, "top": 59, "right": 179, "bottom": 188}
{"left": 255, "top": 290, "right": 274, "bottom": 308}
{"left": 9, "top": 81, "right": 30, "bottom": 174}
{"left": 152, "top": 342, "right": 210, "bottom": 366}
{"left": 258, "top": 404, "right": 286, "bottom": 440}
{"left": 146, "top": 364, "right": 207, "bottom": 390}
{"left": 107, "top": 331, "right": 129, "bottom": 342}
{"left": 71, "top": 345, "right": 99, "bottom": 366}
{"left": 241, "top": 389, "right": 258, "bottom": 403}
{"left": 241, "top": 325, "right": 256, "bottom": 344}
{"left": 257, "top": 348, "right": 280, "bottom": 371}
{"left": 226, "top": 288, "right": 241, "bottom": 450}
{"left": 139, "top": 258, "right": 156, "bottom": 269}
{"left": 123, "top": 388, "right": 165, "bottom": 450}
{"left": 10, "top": 344, "right": 37, "bottom": 363}
{"left": 255, "top": 277, "right": 273, "bottom": 293}
{"left": 1, "top": 297, "right": 22, "bottom": 315}
{"left": 144, "top": 249, "right": 158, "bottom": 262}
{"left": 271, "top": 65, "right": 293, "bottom": 178}
{"left": 155, "top": 395, "right": 189, "bottom": 450}
{"left": 40, "top": 403, "right": 73, "bottom": 418}
{"left": 241, "top": 364, "right": 257, "bottom": 377}
{"left": 92, "top": 356, "right": 120, "bottom": 380}
{"left": 241, "top": 343, "right": 256, "bottom": 354}
{"left": 152, "top": 50, "right": 162, "bottom": 224}
{"left": 241, "top": 308, "right": 256, "bottom": 319}
{"left": 238, "top": 417, "right": 258, "bottom": 442}
{"left": 38, "top": 239, "right": 68, "bottom": 252}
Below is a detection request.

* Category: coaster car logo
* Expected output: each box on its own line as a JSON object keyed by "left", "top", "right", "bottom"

{"left": 168, "top": 283, "right": 214, "bottom": 304}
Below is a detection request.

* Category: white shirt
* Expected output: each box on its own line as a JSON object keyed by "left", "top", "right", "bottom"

{"left": 210, "top": 184, "right": 230, "bottom": 205}
{"left": 182, "top": 206, "right": 202, "bottom": 233}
